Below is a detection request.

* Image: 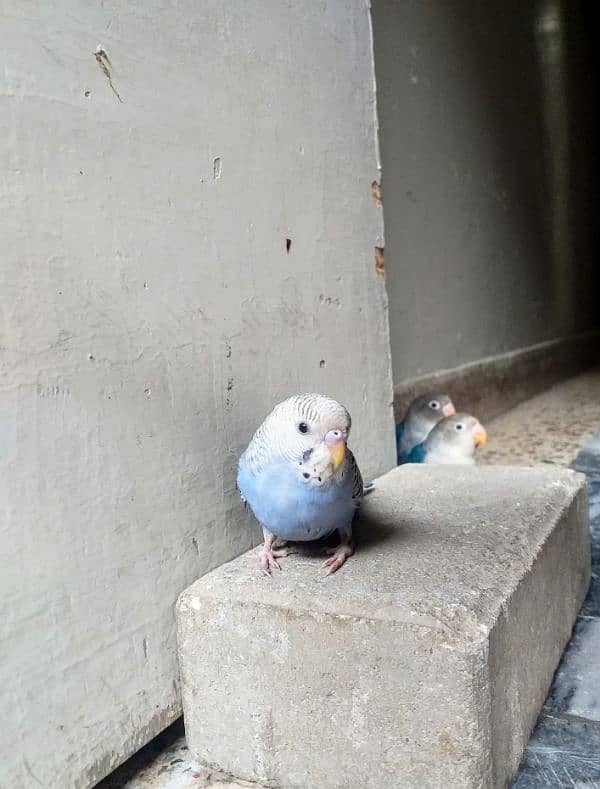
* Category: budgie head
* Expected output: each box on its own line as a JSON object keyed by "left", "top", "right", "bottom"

{"left": 425, "top": 413, "right": 487, "bottom": 462}
{"left": 245, "top": 393, "right": 351, "bottom": 478}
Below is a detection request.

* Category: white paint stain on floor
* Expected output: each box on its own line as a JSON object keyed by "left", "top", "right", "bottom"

{"left": 97, "top": 722, "right": 258, "bottom": 788}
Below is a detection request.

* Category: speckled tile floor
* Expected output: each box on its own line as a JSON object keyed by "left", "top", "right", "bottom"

{"left": 98, "top": 368, "right": 600, "bottom": 789}
{"left": 478, "top": 368, "right": 600, "bottom": 467}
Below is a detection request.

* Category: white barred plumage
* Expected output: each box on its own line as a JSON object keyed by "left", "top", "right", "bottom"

{"left": 237, "top": 394, "right": 363, "bottom": 574}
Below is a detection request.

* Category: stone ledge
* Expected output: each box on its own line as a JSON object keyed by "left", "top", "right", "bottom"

{"left": 177, "top": 466, "right": 590, "bottom": 788}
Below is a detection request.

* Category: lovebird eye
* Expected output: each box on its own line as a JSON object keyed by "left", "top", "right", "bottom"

{"left": 429, "top": 400, "right": 440, "bottom": 410}
{"left": 298, "top": 422, "right": 309, "bottom": 434}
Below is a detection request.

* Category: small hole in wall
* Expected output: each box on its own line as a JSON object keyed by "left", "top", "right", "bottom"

{"left": 84, "top": 90, "right": 91, "bottom": 97}
{"left": 371, "top": 180, "right": 382, "bottom": 206}
{"left": 286, "top": 238, "right": 292, "bottom": 253}
{"left": 374, "top": 246, "right": 386, "bottom": 276}
{"left": 319, "top": 360, "right": 326, "bottom": 368}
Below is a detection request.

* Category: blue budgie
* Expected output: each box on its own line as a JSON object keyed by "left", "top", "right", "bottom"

{"left": 237, "top": 394, "right": 363, "bottom": 575}
{"left": 405, "top": 413, "right": 487, "bottom": 464}
{"left": 396, "top": 393, "right": 455, "bottom": 464}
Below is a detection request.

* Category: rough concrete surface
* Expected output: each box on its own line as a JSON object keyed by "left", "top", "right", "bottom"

{"left": 0, "top": 2, "right": 395, "bottom": 786}
{"left": 177, "top": 465, "right": 589, "bottom": 788}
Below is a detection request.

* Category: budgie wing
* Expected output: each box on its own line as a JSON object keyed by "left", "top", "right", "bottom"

{"left": 346, "top": 449, "right": 363, "bottom": 501}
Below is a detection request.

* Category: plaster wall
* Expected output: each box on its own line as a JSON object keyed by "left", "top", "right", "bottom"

{"left": 0, "top": 2, "right": 394, "bottom": 785}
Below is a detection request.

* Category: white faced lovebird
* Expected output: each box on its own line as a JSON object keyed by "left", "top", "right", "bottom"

{"left": 396, "top": 392, "right": 456, "bottom": 464}
{"left": 406, "top": 413, "right": 487, "bottom": 465}
{"left": 237, "top": 394, "right": 363, "bottom": 576}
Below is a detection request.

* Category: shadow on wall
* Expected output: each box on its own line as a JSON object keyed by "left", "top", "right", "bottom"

{"left": 564, "top": 0, "right": 599, "bottom": 331}
{"left": 373, "top": 0, "right": 600, "bottom": 384}
{"left": 442, "top": 0, "right": 551, "bottom": 312}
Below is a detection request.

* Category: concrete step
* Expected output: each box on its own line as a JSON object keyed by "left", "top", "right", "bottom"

{"left": 177, "top": 466, "right": 590, "bottom": 788}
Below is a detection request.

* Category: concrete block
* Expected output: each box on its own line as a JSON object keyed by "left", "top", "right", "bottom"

{"left": 177, "top": 466, "right": 590, "bottom": 788}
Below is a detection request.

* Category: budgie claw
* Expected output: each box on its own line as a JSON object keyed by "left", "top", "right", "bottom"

{"left": 259, "top": 548, "right": 281, "bottom": 575}
{"left": 322, "top": 540, "right": 354, "bottom": 574}
{"left": 258, "top": 528, "right": 286, "bottom": 575}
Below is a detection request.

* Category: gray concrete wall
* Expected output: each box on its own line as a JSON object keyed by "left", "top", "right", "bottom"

{"left": 0, "top": 2, "right": 395, "bottom": 786}
{"left": 372, "top": 0, "right": 598, "bottom": 383}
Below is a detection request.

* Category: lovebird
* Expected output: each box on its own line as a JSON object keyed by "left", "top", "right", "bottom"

{"left": 237, "top": 394, "right": 363, "bottom": 575}
{"left": 405, "top": 413, "right": 487, "bottom": 464}
{"left": 396, "top": 393, "right": 455, "bottom": 464}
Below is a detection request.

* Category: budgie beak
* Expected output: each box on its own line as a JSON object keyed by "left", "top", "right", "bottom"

{"left": 443, "top": 402, "right": 456, "bottom": 417}
{"left": 329, "top": 442, "right": 346, "bottom": 470}
{"left": 473, "top": 424, "right": 487, "bottom": 448}
{"left": 325, "top": 429, "right": 348, "bottom": 470}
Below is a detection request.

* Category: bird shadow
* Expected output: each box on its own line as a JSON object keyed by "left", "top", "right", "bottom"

{"left": 276, "top": 512, "right": 401, "bottom": 558}
{"left": 352, "top": 511, "right": 400, "bottom": 550}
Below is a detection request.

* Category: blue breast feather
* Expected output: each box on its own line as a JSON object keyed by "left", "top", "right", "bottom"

{"left": 404, "top": 441, "right": 427, "bottom": 464}
{"left": 395, "top": 421, "right": 406, "bottom": 464}
{"left": 237, "top": 461, "right": 358, "bottom": 541}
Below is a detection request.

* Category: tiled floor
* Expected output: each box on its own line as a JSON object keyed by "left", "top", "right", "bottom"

{"left": 99, "top": 369, "right": 600, "bottom": 788}
{"left": 478, "top": 368, "right": 600, "bottom": 467}
{"left": 512, "top": 431, "right": 600, "bottom": 788}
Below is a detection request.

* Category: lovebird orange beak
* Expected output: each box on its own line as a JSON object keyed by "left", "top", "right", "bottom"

{"left": 474, "top": 424, "right": 487, "bottom": 448}
{"left": 443, "top": 402, "right": 456, "bottom": 417}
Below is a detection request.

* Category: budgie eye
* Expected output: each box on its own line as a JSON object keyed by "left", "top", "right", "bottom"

{"left": 429, "top": 400, "right": 440, "bottom": 410}
{"left": 298, "top": 422, "right": 309, "bottom": 434}
{"left": 455, "top": 423, "right": 464, "bottom": 431}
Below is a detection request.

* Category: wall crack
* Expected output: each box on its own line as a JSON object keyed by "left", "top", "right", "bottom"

{"left": 93, "top": 46, "right": 123, "bottom": 103}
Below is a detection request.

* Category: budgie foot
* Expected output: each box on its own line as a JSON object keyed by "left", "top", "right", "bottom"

{"left": 259, "top": 527, "right": 289, "bottom": 575}
{"left": 322, "top": 537, "right": 354, "bottom": 574}
{"left": 258, "top": 546, "right": 281, "bottom": 575}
